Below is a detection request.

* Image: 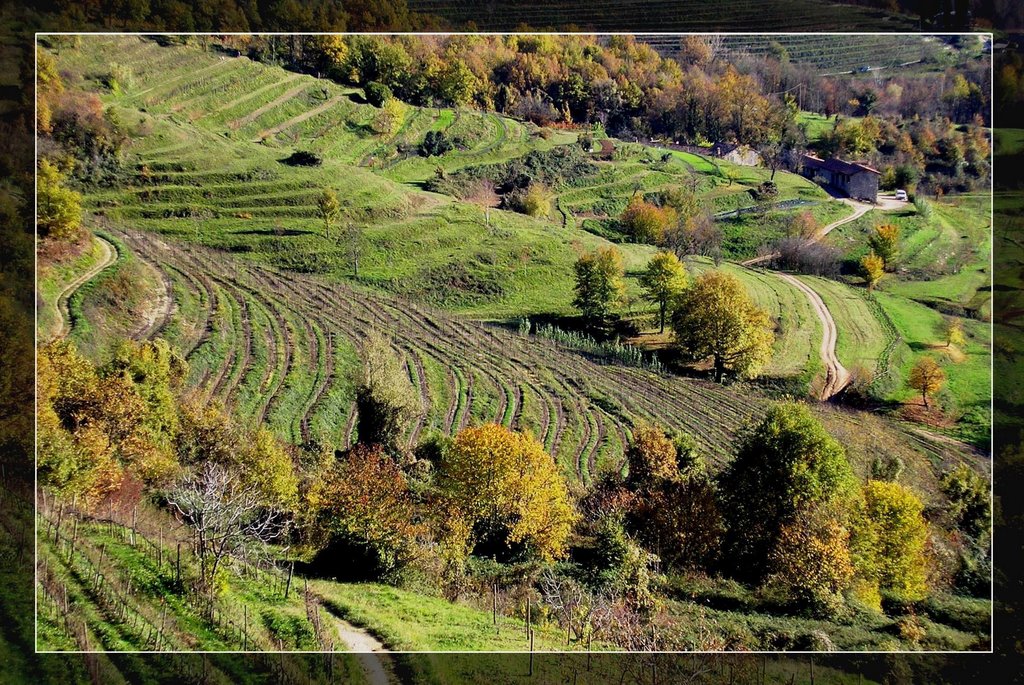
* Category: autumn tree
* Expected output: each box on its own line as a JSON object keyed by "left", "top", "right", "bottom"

{"left": 860, "top": 251, "right": 885, "bottom": 290}
{"left": 37, "top": 159, "right": 82, "bottom": 241}
{"left": 786, "top": 211, "right": 820, "bottom": 240}
{"left": 868, "top": 224, "right": 900, "bottom": 269}
{"left": 638, "top": 252, "right": 688, "bottom": 333}
{"left": 316, "top": 188, "right": 340, "bottom": 240}
{"left": 940, "top": 464, "right": 990, "bottom": 542}
{"left": 942, "top": 317, "right": 966, "bottom": 348}
{"left": 766, "top": 505, "right": 854, "bottom": 617}
{"left": 354, "top": 329, "right": 420, "bottom": 457}
{"left": 720, "top": 402, "right": 856, "bottom": 578}
{"left": 670, "top": 270, "right": 774, "bottom": 382}
{"left": 908, "top": 356, "right": 946, "bottom": 409}
{"left": 305, "top": 443, "right": 418, "bottom": 578}
{"left": 371, "top": 97, "right": 406, "bottom": 135}
{"left": 664, "top": 208, "right": 721, "bottom": 260}
{"left": 620, "top": 194, "right": 677, "bottom": 244}
{"left": 438, "top": 423, "right": 576, "bottom": 562}
{"left": 859, "top": 480, "right": 930, "bottom": 601}
{"left": 572, "top": 247, "right": 625, "bottom": 325}
{"left": 625, "top": 423, "right": 679, "bottom": 488}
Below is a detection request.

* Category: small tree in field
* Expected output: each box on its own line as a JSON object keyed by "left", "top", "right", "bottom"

{"left": 342, "top": 221, "right": 364, "bottom": 278}
{"left": 860, "top": 251, "right": 885, "bottom": 290}
{"left": 908, "top": 356, "right": 945, "bottom": 409}
{"left": 670, "top": 270, "right": 774, "bottom": 382}
{"left": 868, "top": 224, "right": 900, "bottom": 269}
{"left": 316, "top": 189, "right": 340, "bottom": 240}
{"left": 943, "top": 317, "right": 966, "bottom": 348}
{"left": 638, "top": 251, "right": 688, "bottom": 333}
{"left": 573, "top": 247, "right": 625, "bottom": 325}
{"left": 355, "top": 330, "right": 420, "bottom": 456}
{"left": 168, "top": 462, "right": 286, "bottom": 600}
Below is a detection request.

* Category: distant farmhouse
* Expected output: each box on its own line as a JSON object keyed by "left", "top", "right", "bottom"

{"left": 711, "top": 141, "right": 761, "bottom": 167}
{"left": 800, "top": 154, "right": 879, "bottom": 203}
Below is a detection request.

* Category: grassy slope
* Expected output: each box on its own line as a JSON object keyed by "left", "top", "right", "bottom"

{"left": 312, "top": 581, "right": 604, "bottom": 652}
{"left": 821, "top": 194, "right": 991, "bottom": 434}
{"left": 58, "top": 37, "right": 840, "bottom": 324}
{"left": 37, "top": 235, "right": 108, "bottom": 341}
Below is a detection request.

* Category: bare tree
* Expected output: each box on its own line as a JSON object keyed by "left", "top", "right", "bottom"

{"left": 167, "top": 462, "right": 286, "bottom": 600}
{"left": 342, "top": 221, "right": 364, "bottom": 278}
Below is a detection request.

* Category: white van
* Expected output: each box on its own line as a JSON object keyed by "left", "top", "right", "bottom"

{"left": 895, "top": 189, "right": 909, "bottom": 201}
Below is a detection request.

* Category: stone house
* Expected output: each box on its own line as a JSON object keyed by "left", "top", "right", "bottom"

{"left": 711, "top": 141, "right": 761, "bottom": 167}
{"left": 800, "top": 154, "right": 879, "bottom": 202}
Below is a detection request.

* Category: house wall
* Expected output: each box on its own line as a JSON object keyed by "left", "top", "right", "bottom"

{"left": 847, "top": 172, "right": 878, "bottom": 202}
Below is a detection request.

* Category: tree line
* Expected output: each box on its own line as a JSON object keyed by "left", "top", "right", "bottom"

{"left": 37, "top": 333, "right": 989, "bottom": 648}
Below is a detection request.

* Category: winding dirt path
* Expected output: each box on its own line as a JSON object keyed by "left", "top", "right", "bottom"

{"left": 738, "top": 196, "right": 895, "bottom": 399}
{"left": 50, "top": 235, "right": 117, "bottom": 341}
{"left": 775, "top": 271, "right": 849, "bottom": 399}
{"left": 741, "top": 198, "right": 873, "bottom": 267}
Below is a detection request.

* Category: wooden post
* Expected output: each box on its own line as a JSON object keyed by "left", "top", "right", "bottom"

{"left": 492, "top": 582, "right": 497, "bottom": 625}
{"left": 284, "top": 560, "right": 294, "bottom": 599}
{"left": 176, "top": 543, "right": 181, "bottom": 585}
{"left": 243, "top": 605, "right": 248, "bottom": 651}
{"left": 526, "top": 598, "right": 531, "bottom": 640}
{"left": 529, "top": 629, "right": 534, "bottom": 676}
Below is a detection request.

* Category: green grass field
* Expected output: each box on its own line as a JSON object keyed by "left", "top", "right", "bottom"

{"left": 60, "top": 37, "right": 848, "bottom": 322}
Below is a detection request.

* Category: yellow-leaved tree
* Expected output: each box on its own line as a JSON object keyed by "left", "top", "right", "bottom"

{"left": 908, "top": 356, "right": 946, "bottom": 409}
{"left": 858, "top": 480, "right": 930, "bottom": 602}
{"left": 860, "top": 251, "right": 885, "bottom": 291}
{"left": 638, "top": 251, "right": 688, "bottom": 333}
{"left": 439, "top": 423, "right": 576, "bottom": 562}
{"left": 670, "top": 270, "right": 774, "bottom": 382}
{"left": 868, "top": 223, "right": 900, "bottom": 269}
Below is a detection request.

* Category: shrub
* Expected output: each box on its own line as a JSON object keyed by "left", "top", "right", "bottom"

{"left": 940, "top": 464, "right": 990, "bottom": 541}
{"left": 305, "top": 444, "right": 419, "bottom": 579}
{"left": 419, "top": 130, "right": 453, "bottom": 157}
{"left": 625, "top": 423, "right": 678, "bottom": 488}
{"left": 364, "top": 81, "right": 393, "bottom": 107}
{"left": 914, "top": 196, "right": 933, "bottom": 218}
{"left": 620, "top": 195, "right": 677, "bottom": 243}
{"left": 509, "top": 183, "right": 552, "bottom": 218}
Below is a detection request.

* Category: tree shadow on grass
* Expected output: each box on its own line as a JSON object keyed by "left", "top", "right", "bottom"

{"left": 233, "top": 228, "right": 310, "bottom": 237}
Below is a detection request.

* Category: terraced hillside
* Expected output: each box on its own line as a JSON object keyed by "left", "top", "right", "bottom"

{"left": 100, "top": 227, "right": 974, "bottom": 491}
{"left": 48, "top": 37, "right": 986, "bottom": 479}
{"left": 71, "top": 36, "right": 842, "bottom": 317}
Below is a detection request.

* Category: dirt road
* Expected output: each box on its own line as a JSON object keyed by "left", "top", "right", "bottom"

{"left": 776, "top": 271, "right": 849, "bottom": 399}
{"left": 741, "top": 198, "right": 873, "bottom": 267}
{"left": 326, "top": 612, "right": 391, "bottom": 685}
{"left": 49, "top": 235, "right": 117, "bottom": 341}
